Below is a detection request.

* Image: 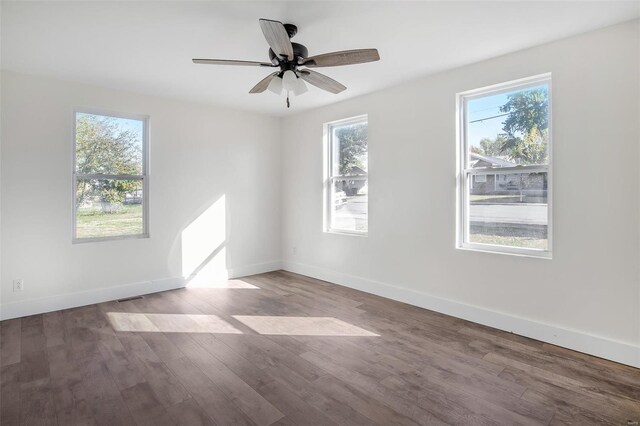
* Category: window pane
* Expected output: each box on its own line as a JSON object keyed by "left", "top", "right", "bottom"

{"left": 330, "top": 178, "right": 368, "bottom": 233}
{"left": 75, "top": 112, "right": 144, "bottom": 175}
{"left": 328, "top": 118, "right": 368, "bottom": 233}
{"left": 331, "top": 121, "right": 368, "bottom": 176}
{"left": 468, "top": 171, "right": 548, "bottom": 250}
{"left": 466, "top": 84, "right": 549, "bottom": 167}
{"left": 76, "top": 179, "right": 144, "bottom": 239}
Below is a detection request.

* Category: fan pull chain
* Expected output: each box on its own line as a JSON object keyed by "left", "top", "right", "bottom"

{"left": 286, "top": 91, "right": 290, "bottom": 108}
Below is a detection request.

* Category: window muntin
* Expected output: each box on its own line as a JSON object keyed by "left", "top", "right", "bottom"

{"left": 325, "top": 116, "right": 368, "bottom": 234}
{"left": 73, "top": 111, "right": 149, "bottom": 242}
{"left": 458, "top": 75, "right": 551, "bottom": 257}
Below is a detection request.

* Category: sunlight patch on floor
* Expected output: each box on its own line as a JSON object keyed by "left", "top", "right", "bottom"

{"left": 232, "top": 315, "right": 379, "bottom": 336}
{"left": 107, "top": 312, "right": 243, "bottom": 333}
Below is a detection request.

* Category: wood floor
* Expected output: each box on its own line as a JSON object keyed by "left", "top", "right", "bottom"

{"left": 1, "top": 271, "right": 639, "bottom": 425}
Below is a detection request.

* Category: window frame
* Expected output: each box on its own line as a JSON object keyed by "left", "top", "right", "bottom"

{"left": 323, "top": 114, "right": 369, "bottom": 236}
{"left": 456, "top": 74, "right": 552, "bottom": 259}
{"left": 72, "top": 108, "right": 150, "bottom": 243}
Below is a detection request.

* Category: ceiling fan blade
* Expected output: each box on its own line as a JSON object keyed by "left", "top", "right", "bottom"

{"left": 259, "top": 19, "right": 294, "bottom": 61}
{"left": 298, "top": 69, "right": 346, "bottom": 94}
{"left": 299, "top": 49, "right": 380, "bottom": 68}
{"left": 249, "top": 72, "right": 279, "bottom": 94}
{"left": 192, "top": 59, "right": 275, "bottom": 67}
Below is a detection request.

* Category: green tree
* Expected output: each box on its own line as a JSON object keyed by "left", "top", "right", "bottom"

{"left": 75, "top": 115, "right": 141, "bottom": 212}
{"left": 478, "top": 135, "right": 506, "bottom": 157}
{"left": 499, "top": 88, "right": 549, "bottom": 165}
{"left": 336, "top": 123, "right": 367, "bottom": 175}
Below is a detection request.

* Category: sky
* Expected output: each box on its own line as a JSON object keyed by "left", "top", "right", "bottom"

{"left": 466, "top": 84, "right": 547, "bottom": 152}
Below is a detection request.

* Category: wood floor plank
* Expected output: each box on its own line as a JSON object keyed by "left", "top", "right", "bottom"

{"left": 188, "top": 333, "right": 275, "bottom": 389}
{"left": 1, "top": 318, "right": 22, "bottom": 366}
{"left": 117, "top": 334, "right": 190, "bottom": 408}
{"left": 165, "top": 397, "right": 216, "bottom": 426}
{"left": 311, "top": 374, "right": 422, "bottom": 425}
{"left": 120, "top": 382, "right": 175, "bottom": 426}
{"left": 19, "top": 350, "right": 50, "bottom": 384}
{"left": 264, "top": 362, "right": 378, "bottom": 426}
{"left": 165, "top": 355, "right": 256, "bottom": 426}
{"left": 19, "top": 378, "right": 57, "bottom": 426}
{"left": 165, "top": 333, "right": 284, "bottom": 426}
{"left": 96, "top": 334, "right": 146, "bottom": 391}
{"left": 3, "top": 270, "right": 639, "bottom": 426}
{"left": 255, "top": 379, "right": 339, "bottom": 426}
{"left": 300, "top": 350, "right": 448, "bottom": 425}
{"left": 1, "top": 364, "right": 21, "bottom": 426}
{"left": 498, "top": 365, "right": 639, "bottom": 423}
{"left": 50, "top": 373, "right": 97, "bottom": 426}
{"left": 43, "top": 311, "right": 68, "bottom": 349}
{"left": 20, "top": 315, "right": 47, "bottom": 355}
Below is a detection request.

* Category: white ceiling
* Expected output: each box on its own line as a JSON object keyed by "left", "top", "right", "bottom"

{"left": 2, "top": 1, "right": 638, "bottom": 116}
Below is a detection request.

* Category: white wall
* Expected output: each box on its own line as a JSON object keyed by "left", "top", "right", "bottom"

{"left": 1, "top": 71, "right": 282, "bottom": 318}
{"left": 281, "top": 21, "right": 640, "bottom": 366}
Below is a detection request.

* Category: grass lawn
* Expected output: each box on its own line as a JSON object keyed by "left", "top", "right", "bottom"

{"left": 76, "top": 204, "right": 143, "bottom": 239}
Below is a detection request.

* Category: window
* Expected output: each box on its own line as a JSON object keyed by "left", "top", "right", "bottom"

{"left": 325, "top": 115, "right": 368, "bottom": 234}
{"left": 457, "top": 74, "right": 551, "bottom": 257}
{"left": 73, "top": 111, "right": 149, "bottom": 242}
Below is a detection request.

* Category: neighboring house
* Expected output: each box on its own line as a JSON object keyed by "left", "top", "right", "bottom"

{"left": 469, "top": 152, "right": 546, "bottom": 197}
{"left": 336, "top": 165, "right": 368, "bottom": 196}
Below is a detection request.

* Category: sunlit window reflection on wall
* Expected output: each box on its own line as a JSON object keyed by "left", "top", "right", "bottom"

{"left": 181, "top": 194, "right": 227, "bottom": 286}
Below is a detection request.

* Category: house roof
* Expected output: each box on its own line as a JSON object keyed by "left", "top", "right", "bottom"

{"left": 345, "top": 165, "right": 367, "bottom": 175}
{"left": 469, "top": 153, "right": 516, "bottom": 168}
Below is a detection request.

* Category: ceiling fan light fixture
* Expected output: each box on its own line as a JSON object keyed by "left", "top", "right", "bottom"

{"left": 193, "top": 19, "right": 380, "bottom": 106}
{"left": 267, "top": 76, "right": 283, "bottom": 95}
{"left": 282, "top": 70, "right": 298, "bottom": 91}
{"left": 293, "top": 78, "right": 308, "bottom": 96}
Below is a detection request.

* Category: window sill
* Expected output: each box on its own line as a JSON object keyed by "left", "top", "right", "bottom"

{"left": 73, "top": 233, "right": 149, "bottom": 244}
{"left": 325, "top": 229, "right": 368, "bottom": 237}
{"left": 457, "top": 243, "right": 551, "bottom": 260}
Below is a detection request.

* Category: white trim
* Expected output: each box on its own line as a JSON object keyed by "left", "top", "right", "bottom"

{"left": 323, "top": 114, "right": 369, "bottom": 235}
{"left": 0, "top": 261, "right": 282, "bottom": 320}
{"left": 466, "top": 165, "right": 548, "bottom": 175}
{"left": 281, "top": 260, "right": 640, "bottom": 368}
{"left": 0, "top": 277, "right": 185, "bottom": 320}
{"left": 457, "top": 242, "right": 552, "bottom": 259}
{"left": 228, "top": 260, "right": 282, "bottom": 279}
{"left": 456, "top": 73, "right": 552, "bottom": 259}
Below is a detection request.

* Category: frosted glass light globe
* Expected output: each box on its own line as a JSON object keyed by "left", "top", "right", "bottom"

{"left": 267, "top": 76, "right": 283, "bottom": 95}
{"left": 282, "top": 70, "right": 298, "bottom": 91}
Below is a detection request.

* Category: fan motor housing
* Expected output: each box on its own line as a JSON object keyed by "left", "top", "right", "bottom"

{"left": 269, "top": 43, "right": 308, "bottom": 64}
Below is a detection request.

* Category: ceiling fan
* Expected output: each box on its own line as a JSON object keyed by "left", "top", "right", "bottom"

{"left": 193, "top": 18, "right": 380, "bottom": 108}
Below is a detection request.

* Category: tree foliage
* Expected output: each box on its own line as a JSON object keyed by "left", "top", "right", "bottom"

{"left": 75, "top": 114, "right": 142, "bottom": 211}
{"left": 335, "top": 123, "right": 367, "bottom": 175}
{"left": 478, "top": 135, "right": 506, "bottom": 157}
{"left": 498, "top": 88, "right": 549, "bottom": 165}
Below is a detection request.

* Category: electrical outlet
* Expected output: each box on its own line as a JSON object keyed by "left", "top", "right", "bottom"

{"left": 13, "top": 279, "right": 24, "bottom": 292}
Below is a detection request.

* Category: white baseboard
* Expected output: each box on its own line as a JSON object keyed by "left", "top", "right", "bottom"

{"left": 229, "top": 260, "right": 282, "bottom": 279}
{"left": 281, "top": 260, "right": 640, "bottom": 369}
{"left": 0, "top": 261, "right": 282, "bottom": 321}
{"left": 0, "top": 277, "right": 186, "bottom": 321}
